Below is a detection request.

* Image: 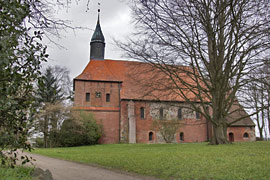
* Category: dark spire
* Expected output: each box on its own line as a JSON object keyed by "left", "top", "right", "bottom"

{"left": 91, "top": 9, "right": 105, "bottom": 43}
{"left": 90, "top": 6, "right": 105, "bottom": 60}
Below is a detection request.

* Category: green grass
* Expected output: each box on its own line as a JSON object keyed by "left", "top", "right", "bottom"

{"left": 0, "top": 166, "right": 33, "bottom": 180}
{"left": 32, "top": 142, "right": 270, "bottom": 180}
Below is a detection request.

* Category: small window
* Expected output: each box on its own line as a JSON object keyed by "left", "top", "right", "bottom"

{"left": 95, "top": 92, "right": 101, "bottom": 98}
{"left": 196, "top": 111, "right": 200, "bottom": 119}
{"left": 106, "top": 93, "right": 110, "bottom": 102}
{"left": 86, "top": 93, "right": 90, "bottom": 102}
{"left": 149, "top": 132, "right": 153, "bottom": 141}
{"left": 160, "top": 108, "right": 164, "bottom": 119}
{"left": 178, "top": 108, "right": 182, "bottom": 120}
{"left": 140, "top": 107, "right": 145, "bottom": 119}
{"left": 206, "top": 106, "right": 209, "bottom": 113}
{"left": 243, "top": 133, "right": 249, "bottom": 138}
{"left": 180, "top": 132, "right": 184, "bottom": 141}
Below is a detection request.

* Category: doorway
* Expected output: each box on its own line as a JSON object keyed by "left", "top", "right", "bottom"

{"left": 229, "top": 132, "right": 234, "bottom": 142}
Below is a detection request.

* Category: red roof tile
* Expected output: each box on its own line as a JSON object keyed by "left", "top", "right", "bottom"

{"left": 75, "top": 59, "right": 205, "bottom": 101}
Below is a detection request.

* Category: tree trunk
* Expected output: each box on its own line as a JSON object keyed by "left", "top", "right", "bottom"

{"left": 267, "top": 89, "right": 270, "bottom": 137}
{"left": 261, "top": 92, "right": 265, "bottom": 140}
{"left": 210, "top": 123, "right": 228, "bottom": 145}
{"left": 43, "top": 115, "right": 49, "bottom": 148}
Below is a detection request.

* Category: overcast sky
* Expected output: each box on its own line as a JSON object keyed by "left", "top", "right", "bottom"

{"left": 45, "top": 0, "right": 133, "bottom": 79}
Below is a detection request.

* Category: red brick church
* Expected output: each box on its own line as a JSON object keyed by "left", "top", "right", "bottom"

{"left": 73, "top": 13, "right": 256, "bottom": 144}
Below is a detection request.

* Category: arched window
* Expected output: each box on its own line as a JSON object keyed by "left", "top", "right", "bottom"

{"left": 178, "top": 108, "right": 182, "bottom": 120}
{"left": 196, "top": 111, "right": 200, "bottom": 119}
{"left": 160, "top": 108, "right": 164, "bottom": 119}
{"left": 140, "top": 107, "right": 145, "bottom": 119}
{"left": 180, "top": 132, "right": 184, "bottom": 141}
{"left": 149, "top": 132, "right": 153, "bottom": 141}
{"left": 243, "top": 132, "right": 249, "bottom": 138}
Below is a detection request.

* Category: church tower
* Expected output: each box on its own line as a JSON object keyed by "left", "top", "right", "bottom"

{"left": 90, "top": 9, "right": 105, "bottom": 60}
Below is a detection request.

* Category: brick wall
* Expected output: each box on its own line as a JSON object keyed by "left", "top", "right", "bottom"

{"left": 74, "top": 80, "right": 120, "bottom": 108}
{"left": 74, "top": 80, "right": 121, "bottom": 144}
{"left": 121, "top": 100, "right": 208, "bottom": 143}
{"left": 227, "top": 126, "right": 256, "bottom": 142}
{"left": 74, "top": 80, "right": 255, "bottom": 144}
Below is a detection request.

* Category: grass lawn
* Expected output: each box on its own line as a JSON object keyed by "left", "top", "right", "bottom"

{"left": 32, "top": 142, "right": 270, "bottom": 180}
{"left": 0, "top": 166, "right": 33, "bottom": 180}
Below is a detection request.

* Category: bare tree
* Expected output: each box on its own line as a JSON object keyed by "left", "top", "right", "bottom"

{"left": 264, "top": 60, "right": 270, "bottom": 137}
{"left": 34, "top": 65, "right": 72, "bottom": 147}
{"left": 118, "top": 0, "right": 270, "bottom": 144}
{"left": 247, "top": 75, "right": 266, "bottom": 139}
{"left": 152, "top": 119, "right": 182, "bottom": 143}
{"left": 245, "top": 60, "right": 270, "bottom": 140}
{"left": 34, "top": 102, "right": 70, "bottom": 147}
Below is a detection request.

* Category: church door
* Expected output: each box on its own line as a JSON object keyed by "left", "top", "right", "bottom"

{"left": 229, "top": 133, "right": 234, "bottom": 142}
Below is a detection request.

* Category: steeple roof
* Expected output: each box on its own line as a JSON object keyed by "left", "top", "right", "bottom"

{"left": 91, "top": 10, "right": 105, "bottom": 43}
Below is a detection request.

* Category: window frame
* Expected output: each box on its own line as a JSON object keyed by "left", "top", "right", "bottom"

{"left": 243, "top": 132, "right": 249, "bottom": 138}
{"left": 178, "top": 108, "right": 182, "bottom": 120}
{"left": 95, "top": 92, "right": 101, "bottom": 98}
{"left": 106, "top": 93, "right": 110, "bottom": 102}
{"left": 180, "top": 132, "right": 184, "bottom": 141}
{"left": 159, "top": 108, "right": 164, "bottom": 119}
{"left": 140, "top": 107, "right": 145, "bottom": 119}
{"left": 196, "top": 111, "right": 200, "bottom": 119}
{"left": 149, "top": 132, "right": 154, "bottom": 141}
{"left": 85, "top": 93, "right": 90, "bottom": 102}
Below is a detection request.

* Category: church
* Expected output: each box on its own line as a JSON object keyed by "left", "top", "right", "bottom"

{"left": 73, "top": 12, "right": 256, "bottom": 144}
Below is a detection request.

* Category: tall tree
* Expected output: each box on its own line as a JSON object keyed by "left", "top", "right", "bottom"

{"left": 36, "top": 67, "right": 64, "bottom": 103}
{"left": 35, "top": 66, "right": 71, "bottom": 148}
{"left": 0, "top": 0, "right": 89, "bottom": 165}
{"left": 118, "top": 0, "right": 270, "bottom": 144}
{"left": 0, "top": 0, "right": 47, "bottom": 166}
{"left": 245, "top": 60, "right": 270, "bottom": 140}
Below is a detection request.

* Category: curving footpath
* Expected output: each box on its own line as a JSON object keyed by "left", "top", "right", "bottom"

{"left": 22, "top": 152, "right": 158, "bottom": 180}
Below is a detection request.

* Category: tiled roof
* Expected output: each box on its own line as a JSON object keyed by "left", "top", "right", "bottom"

{"left": 75, "top": 59, "right": 200, "bottom": 101}
{"left": 227, "top": 102, "right": 255, "bottom": 127}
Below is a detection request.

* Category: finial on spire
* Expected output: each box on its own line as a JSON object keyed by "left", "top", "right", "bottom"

{"left": 97, "top": 2, "right": 101, "bottom": 21}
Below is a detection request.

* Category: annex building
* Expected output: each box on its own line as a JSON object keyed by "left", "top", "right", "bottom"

{"left": 73, "top": 13, "right": 256, "bottom": 144}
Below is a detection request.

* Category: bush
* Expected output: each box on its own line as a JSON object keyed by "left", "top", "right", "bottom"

{"left": 35, "top": 137, "right": 44, "bottom": 148}
{"left": 59, "top": 112, "right": 102, "bottom": 147}
{"left": 0, "top": 166, "right": 33, "bottom": 180}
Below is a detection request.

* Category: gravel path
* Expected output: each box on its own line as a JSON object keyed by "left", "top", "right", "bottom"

{"left": 23, "top": 152, "right": 158, "bottom": 180}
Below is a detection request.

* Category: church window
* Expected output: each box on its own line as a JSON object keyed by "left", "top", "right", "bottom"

{"left": 178, "top": 108, "right": 182, "bottom": 120}
{"left": 160, "top": 108, "right": 164, "bottom": 119}
{"left": 140, "top": 107, "right": 145, "bottom": 119}
{"left": 106, "top": 93, "right": 110, "bottom": 102}
{"left": 180, "top": 132, "right": 184, "bottom": 141}
{"left": 243, "top": 133, "right": 249, "bottom": 138}
{"left": 95, "top": 92, "right": 101, "bottom": 98}
{"left": 86, "top": 93, "right": 90, "bottom": 102}
{"left": 196, "top": 111, "right": 200, "bottom": 119}
{"left": 149, "top": 132, "right": 153, "bottom": 141}
{"left": 206, "top": 106, "right": 209, "bottom": 113}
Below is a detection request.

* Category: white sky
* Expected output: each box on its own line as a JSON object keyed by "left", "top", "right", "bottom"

{"left": 44, "top": 0, "right": 133, "bottom": 79}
